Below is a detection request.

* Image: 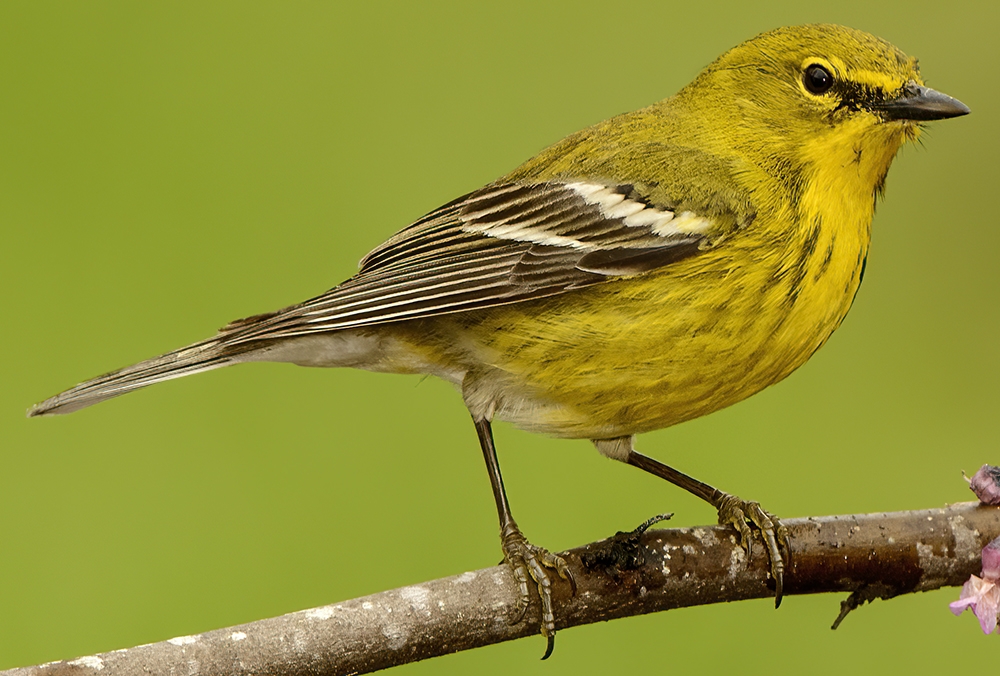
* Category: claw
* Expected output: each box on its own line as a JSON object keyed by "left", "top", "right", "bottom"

{"left": 500, "top": 523, "right": 571, "bottom": 657}
{"left": 715, "top": 493, "right": 788, "bottom": 606}
{"left": 565, "top": 568, "right": 578, "bottom": 596}
{"left": 542, "top": 635, "right": 555, "bottom": 661}
{"left": 539, "top": 546, "right": 577, "bottom": 596}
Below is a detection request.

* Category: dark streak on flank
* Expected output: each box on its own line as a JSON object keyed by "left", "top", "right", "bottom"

{"left": 783, "top": 218, "right": 822, "bottom": 307}
{"left": 844, "top": 250, "right": 869, "bottom": 315}
{"left": 846, "top": 250, "right": 868, "bottom": 294}
{"left": 814, "top": 235, "right": 836, "bottom": 282}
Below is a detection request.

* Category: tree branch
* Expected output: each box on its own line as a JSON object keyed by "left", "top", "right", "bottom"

{"left": 6, "top": 502, "right": 997, "bottom": 676}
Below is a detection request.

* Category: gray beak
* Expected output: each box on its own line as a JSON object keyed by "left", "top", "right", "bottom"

{"left": 872, "top": 81, "right": 970, "bottom": 121}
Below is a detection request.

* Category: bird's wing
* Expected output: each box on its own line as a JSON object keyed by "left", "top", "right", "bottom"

{"left": 221, "top": 180, "right": 726, "bottom": 343}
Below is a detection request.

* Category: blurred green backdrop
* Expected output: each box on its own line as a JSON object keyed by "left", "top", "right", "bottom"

{"left": 2, "top": 1, "right": 998, "bottom": 672}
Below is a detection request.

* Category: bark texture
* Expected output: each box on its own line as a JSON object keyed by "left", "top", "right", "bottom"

{"left": 6, "top": 502, "right": 997, "bottom": 676}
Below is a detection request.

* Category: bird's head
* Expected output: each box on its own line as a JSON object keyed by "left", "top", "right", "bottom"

{"left": 680, "top": 24, "right": 968, "bottom": 192}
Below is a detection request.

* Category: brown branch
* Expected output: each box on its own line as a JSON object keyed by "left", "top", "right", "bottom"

{"left": 6, "top": 502, "right": 998, "bottom": 676}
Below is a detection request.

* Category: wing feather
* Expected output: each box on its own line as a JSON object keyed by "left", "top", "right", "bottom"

{"left": 221, "top": 180, "right": 723, "bottom": 343}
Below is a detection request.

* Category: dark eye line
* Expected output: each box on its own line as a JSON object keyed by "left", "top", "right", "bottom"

{"left": 797, "top": 64, "right": 906, "bottom": 119}
{"left": 832, "top": 81, "right": 892, "bottom": 115}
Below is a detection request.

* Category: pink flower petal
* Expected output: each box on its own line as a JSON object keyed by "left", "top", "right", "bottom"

{"left": 975, "top": 585, "right": 1000, "bottom": 634}
{"left": 950, "top": 575, "right": 1000, "bottom": 633}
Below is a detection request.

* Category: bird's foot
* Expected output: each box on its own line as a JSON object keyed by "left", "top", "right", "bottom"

{"left": 714, "top": 493, "right": 790, "bottom": 606}
{"left": 500, "top": 522, "right": 576, "bottom": 660}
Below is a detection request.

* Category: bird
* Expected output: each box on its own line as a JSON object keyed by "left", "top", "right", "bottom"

{"left": 29, "top": 24, "right": 969, "bottom": 657}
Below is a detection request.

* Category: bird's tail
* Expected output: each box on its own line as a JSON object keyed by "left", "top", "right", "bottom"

{"left": 27, "top": 336, "right": 251, "bottom": 417}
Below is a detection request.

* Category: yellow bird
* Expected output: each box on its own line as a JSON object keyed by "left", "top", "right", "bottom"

{"left": 30, "top": 24, "right": 968, "bottom": 655}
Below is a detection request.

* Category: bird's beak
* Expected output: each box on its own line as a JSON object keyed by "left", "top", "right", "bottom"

{"left": 872, "top": 81, "right": 970, "bottom": 121}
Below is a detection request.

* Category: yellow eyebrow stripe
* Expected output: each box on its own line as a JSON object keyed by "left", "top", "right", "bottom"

{"left": 848, "top": 68, "right": 909, "bottom": 91}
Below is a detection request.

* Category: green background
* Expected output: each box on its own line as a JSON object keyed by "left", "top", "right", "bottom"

{"left": 2, "top": 1, "right": 997, "bottom": 672}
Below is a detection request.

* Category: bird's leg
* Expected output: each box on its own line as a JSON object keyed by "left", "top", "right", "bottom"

{"left": 473, "top": 417, "right": 575, "bottom": 659}
{"left": 620, "top": 446, "right": 790, "bottom": 606}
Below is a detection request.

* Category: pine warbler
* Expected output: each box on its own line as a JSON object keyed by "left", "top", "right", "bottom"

{"left": 30, "top": 24, "right": 969, "bottom": 654}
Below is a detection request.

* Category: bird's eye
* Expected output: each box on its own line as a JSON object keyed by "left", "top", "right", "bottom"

{"left": 803, "top": 64, "right": 834, "bottom": 94}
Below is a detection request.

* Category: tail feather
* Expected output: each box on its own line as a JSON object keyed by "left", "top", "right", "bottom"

{"left": 28, "top": 337, "right": 242, "bottom": 417}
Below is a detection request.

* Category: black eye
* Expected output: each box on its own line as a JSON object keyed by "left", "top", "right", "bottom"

{"left": 804, "top": 64, "right": 834, "bottom": 94}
